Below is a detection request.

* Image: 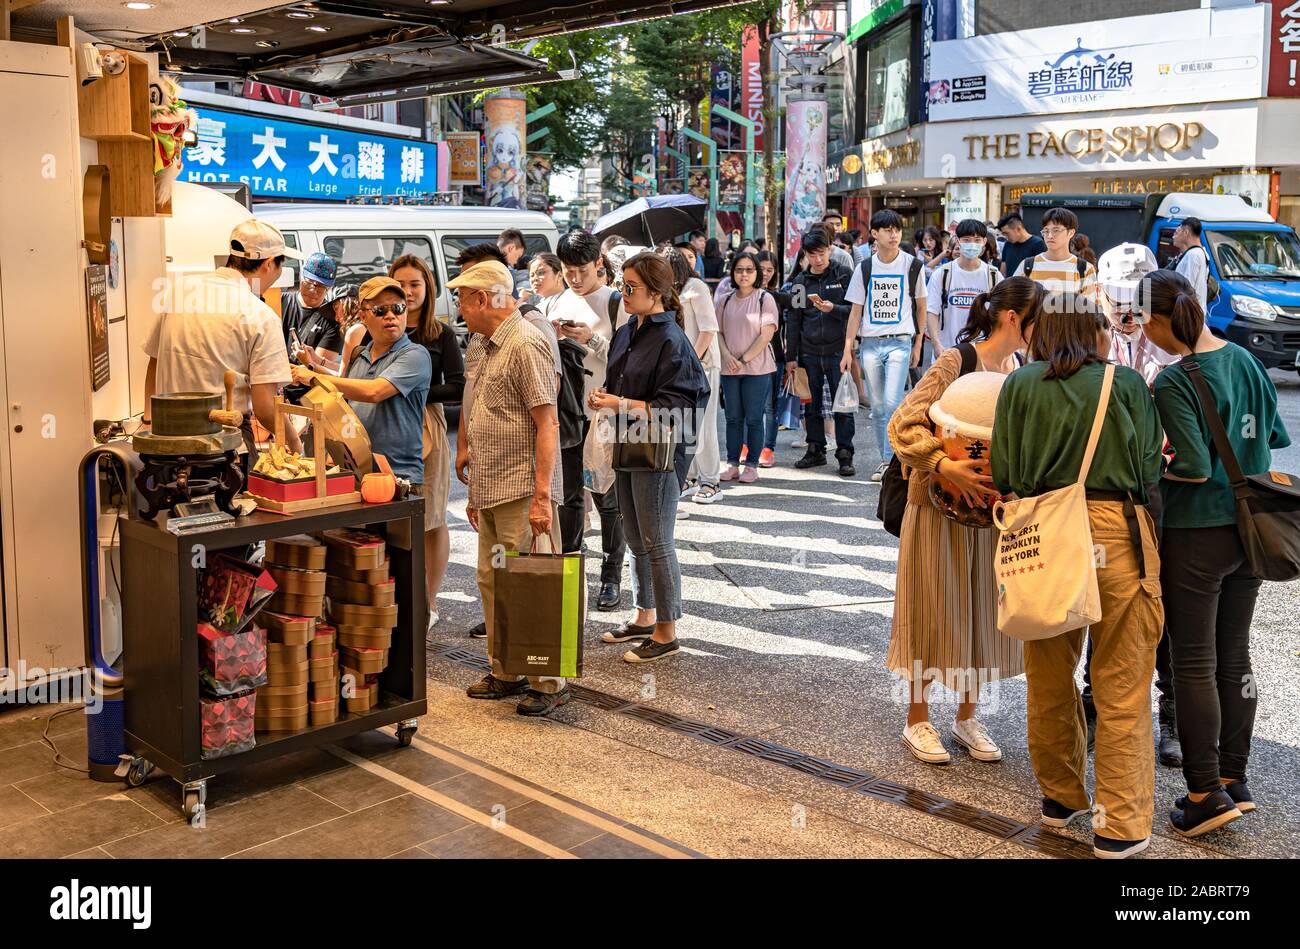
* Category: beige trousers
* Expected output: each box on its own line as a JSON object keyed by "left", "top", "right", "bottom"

{"left": 1023, "top": 501, "right": 1164, "bottom": 842}
{"left": 476, "top": 495, "right": 565, "bottom": 694}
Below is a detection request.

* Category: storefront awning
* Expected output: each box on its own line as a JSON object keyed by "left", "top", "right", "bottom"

{"left": 28, "top": 0, "right": 735, "bottom": 98}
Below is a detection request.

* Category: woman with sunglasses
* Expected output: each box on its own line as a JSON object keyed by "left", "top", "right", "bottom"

{"left": 588, "top": 253, "right": 707, "bottom": 663}
{"left": 390, "top": 254, "right": 464, "bottom": 633}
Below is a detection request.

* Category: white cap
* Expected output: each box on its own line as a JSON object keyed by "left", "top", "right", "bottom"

{"left": 1098, "top": 243, "right": 1157, "bottom": 306}
{"left": 228, "top": 219, "right": 305, "bottom": 261}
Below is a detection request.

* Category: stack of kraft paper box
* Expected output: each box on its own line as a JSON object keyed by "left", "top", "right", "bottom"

{"left": 255, "top": 535, "right": 327, "bottom": 732}
{"left": 320, "top": 528, "right": 393, "bottom": 715}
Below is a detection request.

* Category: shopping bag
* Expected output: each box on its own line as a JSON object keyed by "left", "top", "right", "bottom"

{"left": 494, "top": 535, "right": 584, "bottom": 678}
{"left": 832, "top": 372, "right": 859, "bottom": 413}
{"left": 582, "top": 408, "right": 616, "bottom": 494}
{"left": 777, "top": 389, "right": 803, "bottom": 430}
{"left": 991, "top": 364, "right": 1113, "bottom": 641}
{"left": 791, "top": 367, "right": 812, "bottom": 401}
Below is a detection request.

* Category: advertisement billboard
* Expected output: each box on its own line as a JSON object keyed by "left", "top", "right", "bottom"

{"left": 483, "top": 92, "right": 527, "bottom": 208}
{"left": 927, "top": 6, "right": 1266, "bottom": 122}
{"left": 1269, "top": 0, "right": 1300, "bottom": 96}
{"left": 183, "top": 106, "right": 439, "bottom": 200}
{"left": 741, "top": 25, "right": 765, "bottom": 153}
{"left": 783, "top": 98, "right": 828, "bottom": 274}
{"left": 445, "top": 131, "right": 482, "bottom": 186}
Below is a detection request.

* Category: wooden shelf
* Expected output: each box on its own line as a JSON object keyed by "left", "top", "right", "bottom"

{"left": 78, "top": 51, "right": 150, "bottom": 142}
{"left": 98, "top": 139, "right": 157, "bottom": 218}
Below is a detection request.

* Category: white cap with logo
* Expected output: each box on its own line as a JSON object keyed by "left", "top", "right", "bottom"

{"left": 228, "top": 219, "right": 305, "bottom": 261}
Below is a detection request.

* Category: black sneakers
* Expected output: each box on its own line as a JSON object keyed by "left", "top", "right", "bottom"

{"left": 601, "top": 620, "right": 655, "bottom": 644}
{"left": 466, "top": 674, "right": 529, "bottom": 700}
{"left": 468, "top": 621, "right": 487, "bottom": 639}
{"left": 623, "top": 638, "right": 681, "bottom": 663}
{"left": 1094, "top": 834, "right": 1150, "bottom": 859}
{"left": 836, "top": 453, "right": 856, "bottom": 478}
{"left": 516, "top": 688, "right": 572, "bottom": 717}
{"left": 1224, "top": 780, "right": 1256, "bottom": 814}
{"left": 794, "top": 451, "right": 827, "bottom": 469}
{"left": 1041, "top": 796, "right": 1091, "bottom": 828}
{"left": 1170, "top": 787, "right": 1243, "bottom": 837}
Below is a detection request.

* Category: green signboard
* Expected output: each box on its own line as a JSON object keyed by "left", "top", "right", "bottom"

{"left": 845, "top": 0, "right": 907, "bottom": 45}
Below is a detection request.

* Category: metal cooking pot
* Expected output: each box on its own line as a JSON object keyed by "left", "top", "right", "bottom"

{"left": 150, "top": 392, "right": 222, "bottom": 436}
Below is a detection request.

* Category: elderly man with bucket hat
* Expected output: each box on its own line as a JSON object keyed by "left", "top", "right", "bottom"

{"left": 144, "top": 218, "right": 305, "bottom": 458}
{"left": 449, "top": 259, "right": 568, "bottom": 717}
{"left": 291, "top": 276, "right": 431, "bottom": 487}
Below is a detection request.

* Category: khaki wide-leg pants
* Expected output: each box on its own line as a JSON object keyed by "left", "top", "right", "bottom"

{"left": 476, "top": 495, "right": 565, "bottom": 695}
{"left": 1023, "top": 501, "right": 1164, "bottom": 843}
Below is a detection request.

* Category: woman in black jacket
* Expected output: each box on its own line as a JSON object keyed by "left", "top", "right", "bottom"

{"left": 701, "top": 237, "right": 727, "bottom": 290}
{"left": 390, "top": 254, "right": 465, "bottom": 631}
{"left": 588, "top": 253, "right": 707, "bottom": 664}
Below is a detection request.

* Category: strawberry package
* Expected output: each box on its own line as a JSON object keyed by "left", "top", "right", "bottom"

{"left": 199, "top": 623, "right": 268, "bottom": 695}
{"left": 200, "top": 690, "right": 256, "bottom": 759}
{"left": 198, "top": 553, "right": 278, "bottom": 634}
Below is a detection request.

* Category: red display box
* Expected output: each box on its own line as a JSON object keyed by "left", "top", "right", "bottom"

{"left": 248, "top": 470, "right": 356, "bottom": 504}
{"left": 200, "top": 690, "right": 256, "bottom": 759}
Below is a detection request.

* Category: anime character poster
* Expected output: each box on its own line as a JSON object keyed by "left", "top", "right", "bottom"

{"left": 525, "top": 154, "right": 552, "bottom": 211}
{"left": 783, "top": 98, "right": 828, "bottom": 274}
{"left": 445, "top": 131, "right": 482, "bottom": 186}
{"left": 483, "top": 93, "right": 526, "bottom": 209}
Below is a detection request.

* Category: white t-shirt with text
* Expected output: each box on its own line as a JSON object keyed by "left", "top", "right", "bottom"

{"left": 925, "top": 261, "right": 1000, "bottom": 350}
{"left": 845, "top": 251, "right": 926, "bottom": 339}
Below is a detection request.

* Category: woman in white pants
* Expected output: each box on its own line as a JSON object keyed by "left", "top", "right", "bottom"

{"left": 658, "top": 243, "right": 722, "bottom": 504}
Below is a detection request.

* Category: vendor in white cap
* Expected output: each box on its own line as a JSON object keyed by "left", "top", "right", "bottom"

{"left": 291, "top": 276, "right": 431, "bottom": 487}
{"left": 1098, "top": 243, "right": 1177, "bottom": 385}
{"left": 144, "top": 218, "right": 304, "bottom": 455}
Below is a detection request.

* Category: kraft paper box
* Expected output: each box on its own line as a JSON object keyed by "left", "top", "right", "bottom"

{"left": 256, "top": 683, "right": 308, "bottom": 710}
{"left": 266, "top": 565, "right": 327, "bottom": 597}
{"left": 320, "top": 528, "right": 386, "bottom": 570}
{"left": 339, "top": 647, "right": 387, "bottom": 675}
{"left": 328, "top": 558, "right": 390, "bottom": 584}
{"left": 326, "top": 575, "right": 396, "bottom": 607}
{"left": 261, "top": 611, "right": 315, "bottom": 646}
{"left": 265, "top": 534, "right": 327, "bottom": 570}
{"left": 266, "top": 590, "right": 325, "bottom": 619}
{"left": 336, "top": 625, "right": 392, "bottom": 650}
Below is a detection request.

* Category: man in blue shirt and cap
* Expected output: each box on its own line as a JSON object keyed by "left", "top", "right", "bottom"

{"left": 290, "top": 276, "right": 431, "bottom": 485}
{"left": 283, "top": 251, "right": 343, "bottom": 403}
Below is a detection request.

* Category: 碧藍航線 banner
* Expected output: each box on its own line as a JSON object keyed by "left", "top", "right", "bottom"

{"left": 182, "top": 106, "right": 439, "bottom": 200}
{"left": 926, "top": 6, "right": 1267, "bottom": 123}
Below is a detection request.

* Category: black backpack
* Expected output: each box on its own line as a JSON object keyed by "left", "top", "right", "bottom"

{"left": 557, "top": 339, "right": 591, "bottom": 451}
{"left": 876, "top": 343, "right": 978, "bottom": 537}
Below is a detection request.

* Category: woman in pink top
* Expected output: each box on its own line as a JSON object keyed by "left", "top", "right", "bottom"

{"left": 717, "top": 252, "right": 779, "bottom": 483}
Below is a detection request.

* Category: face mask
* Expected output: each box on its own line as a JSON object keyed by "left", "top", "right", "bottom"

{"left": 959, "top": 243, "right": 983, "bottom": 260}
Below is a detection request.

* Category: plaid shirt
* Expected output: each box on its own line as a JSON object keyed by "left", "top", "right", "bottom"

{"left": 466, "top": 312, "right": 562, "bottom": 510}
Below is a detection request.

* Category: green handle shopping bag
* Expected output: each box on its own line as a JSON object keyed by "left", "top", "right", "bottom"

{"left": 493, "top": 534, "right": 585, "bottom": 678}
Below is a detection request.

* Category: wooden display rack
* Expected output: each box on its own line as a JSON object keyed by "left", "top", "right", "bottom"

{"left": 247, "top": 399, "right": 362, "bottom": 514}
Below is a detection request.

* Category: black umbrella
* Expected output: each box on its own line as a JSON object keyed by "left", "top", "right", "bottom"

{"left": 592, "top": 194, "right": 708, "bottom": 246}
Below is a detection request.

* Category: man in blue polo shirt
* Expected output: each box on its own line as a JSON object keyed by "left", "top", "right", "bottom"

{"left": 291, "top": 276, "right": 431, "bottom": 483}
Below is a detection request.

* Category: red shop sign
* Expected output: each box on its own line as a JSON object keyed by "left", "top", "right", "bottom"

{"left": 1270, "top": 0, "right": 1300, "bottom": 96}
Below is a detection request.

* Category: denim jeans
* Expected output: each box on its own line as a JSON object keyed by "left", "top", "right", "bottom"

{"left": 763, "top": 371, "right": 780, "bottom": 451}
{"left": 721, "top": 373, "right": 769, "bottom": 466}
{"left": 800, "top": 353, "right": 854, "bottom": 457}
{"left": 615, "top": 470, "right": 682, "bottom": 621}
{"left": 859, "top": 335, "right": 912, "bottom": 461}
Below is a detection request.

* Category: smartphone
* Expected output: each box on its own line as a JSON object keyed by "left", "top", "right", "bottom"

{"left": 808, "top": 293, "right": 825, "bottom": 304}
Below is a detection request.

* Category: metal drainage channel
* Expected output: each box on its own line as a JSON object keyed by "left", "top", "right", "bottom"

{"left": 429, "top": 644, "right": 1092, "bottom": 859}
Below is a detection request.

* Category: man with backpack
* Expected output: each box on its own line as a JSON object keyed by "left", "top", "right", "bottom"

{"left": 786, "top": 229, "right": 857, "bottom": 477}
{"left": 1013, "top": 206, "right": 1100, "bottom": 304}
{"left": 842, "top": 209, "right": 928, "bottom": 482}
{"left": 925, "top": 219, "right": 1001, "bottom": 356}
{"left": 1170, "top": 216, "right": 1212, "bottom": 312}
{"left": 554, "top": 228, "right": 628, "bottom": 611}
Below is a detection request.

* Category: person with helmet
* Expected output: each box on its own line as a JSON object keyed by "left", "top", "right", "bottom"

{"left": 282, "top": 251, "right": 343, "bottom": 404}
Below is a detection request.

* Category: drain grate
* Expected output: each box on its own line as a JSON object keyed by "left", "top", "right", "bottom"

{"left": 431, "top": 645, "right": 1083, "bottom": 858}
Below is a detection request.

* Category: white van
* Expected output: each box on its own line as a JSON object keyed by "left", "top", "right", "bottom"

{"left": 253, "top": 204, "right": 560, "bottom": 342}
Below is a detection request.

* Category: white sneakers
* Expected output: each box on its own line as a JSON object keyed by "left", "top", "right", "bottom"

{"left": 903, "top": 721, "right": 951, "bottom": 764}
{"left": 951, "top": 717, "right": 1003, "bottom": 762}
{"left": 903, "top": 718, "right": 1003, "bottom": 765}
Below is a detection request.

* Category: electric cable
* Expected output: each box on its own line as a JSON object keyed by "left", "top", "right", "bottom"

{"left": 42, "top": 707, "right": 89, "bottom": 774}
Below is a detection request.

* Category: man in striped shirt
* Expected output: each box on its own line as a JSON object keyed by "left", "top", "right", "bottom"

{"left": 1013, "top": 206, "right": 1100, "bottom": 304}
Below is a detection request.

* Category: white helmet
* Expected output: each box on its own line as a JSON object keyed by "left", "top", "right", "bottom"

{"left": 1097, "top": 242, "right": 1157, "bottom": 306}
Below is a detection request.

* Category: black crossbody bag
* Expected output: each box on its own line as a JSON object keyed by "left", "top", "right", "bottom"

{"left": 1181, "top": 356, "right": 1300, "bottom": 581}
{"left": 613, "top": 416, "right": 676, "bottom": 472}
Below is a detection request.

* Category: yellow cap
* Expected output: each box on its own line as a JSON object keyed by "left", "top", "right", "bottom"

{"left": 357, "top": 276, "right": 404, "bottom": 304}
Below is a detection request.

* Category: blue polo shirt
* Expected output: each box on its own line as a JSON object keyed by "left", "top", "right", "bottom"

{"left": 346, "top": 333, "right": 431, "bottom": 484}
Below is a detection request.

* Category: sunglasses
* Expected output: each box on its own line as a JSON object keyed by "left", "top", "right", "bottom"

{"left": 365, "top": 302, "right": 407, "bottom": 317}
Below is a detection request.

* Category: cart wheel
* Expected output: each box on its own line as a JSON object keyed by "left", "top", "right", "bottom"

{"left": 181, "top": 779, "right": 208, "bottom": 822}
{"left": 182, "top": 790, "right": 204, "bottom": 820}
{"left": 396, "top": 725, "right": 416, "bottom": 747}
{"left": 125, "top": 758, "right": 152, "bottom": 788}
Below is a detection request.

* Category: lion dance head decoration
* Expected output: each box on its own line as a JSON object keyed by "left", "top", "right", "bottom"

{"left": 150, "top": 74, "right": 197, "bottom": 207}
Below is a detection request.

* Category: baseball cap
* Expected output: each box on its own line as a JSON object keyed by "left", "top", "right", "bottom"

{"left": 356, "top": 276, "right": 405, "bottom": 305}
{"left": 1098, "top": 243, "right": 1157, "bottom": 306}
{"left": 302, "top": 252, "right": 337, "bottom": 287}
{"left": 446, "top": 260, "right": 514, "bottom": 296}
{"left": 228, "top": 219, "right": 305, "bottom": 261}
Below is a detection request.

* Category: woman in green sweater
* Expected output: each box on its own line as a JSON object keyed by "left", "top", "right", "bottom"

{"left": 992, "top": 292, "right": 1165, "bottom": 860}
{"left": 1139, "top": 269, "right": 1290, "bottom": 838}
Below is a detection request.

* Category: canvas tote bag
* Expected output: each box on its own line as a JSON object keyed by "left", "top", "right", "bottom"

{"left": 991, "top": 363, "right": 1115, "bottom": 641}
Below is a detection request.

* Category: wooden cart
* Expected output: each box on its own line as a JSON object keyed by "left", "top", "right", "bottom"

{"left": 117, "top": 498, "right": 425, "bottom": 822}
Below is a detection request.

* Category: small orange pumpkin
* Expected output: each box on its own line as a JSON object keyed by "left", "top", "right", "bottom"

{"left": 360, "top": 472, "right": 395, "bottom": 503}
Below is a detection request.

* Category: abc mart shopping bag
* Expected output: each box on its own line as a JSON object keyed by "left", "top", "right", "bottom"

{"left": 991, "top": 364, "right": 1114, "bottom": 641}
{"left": 493, "top": 536, "right": 584, "bottom": 678}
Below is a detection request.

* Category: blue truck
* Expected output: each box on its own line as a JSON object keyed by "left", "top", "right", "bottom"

{"left": 1020, "top": 193, "right": 1300, "bottom": 372}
